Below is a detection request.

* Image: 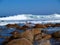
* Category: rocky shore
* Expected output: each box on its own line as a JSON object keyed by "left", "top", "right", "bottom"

{"left": 0, "top": 23, "right": 60, "bottom": 45}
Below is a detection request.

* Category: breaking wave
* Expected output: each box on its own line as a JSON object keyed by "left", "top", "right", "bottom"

{"left": 0, "top": 13, "right": 60, "bottom": 26}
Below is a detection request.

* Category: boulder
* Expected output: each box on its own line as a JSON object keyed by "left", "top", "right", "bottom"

{"left": 44, "top": 23, "right": 55, "bottom": 27}
{"left": 16, "top": 26, "right": 22, "bottom": 30}
{"left": 31, "top": 28, "right": 41, "bottom": 36}
{"left": 6, "top": 24, "right": 19, "bottom": 28}
{"left": 6, "top": 38, "right": 33, "bottom": 45}
{"left": 0, "top": 35, "right": 2, "bottom": 38}
{"left": 34, "top": 24, "right": 46, "bottom": 28}
{"left": 38, "top": 40, "right": 51, "bottom": 45}
{"left": 21, "top": 30, "right": 33, "bottom": 42}
{"left": 54, "top": 23, "right": 60, "bottom": 27}
{"left": 34, "top": 33, "right": 51, "bottom": 42}
{"left": 25, "top": 23, "right": 35, "bottom": 28}
{"left": 10, "top": 31, "right": 21, "bottom": 39}
{"left": 52, "top": 31, "right": 60, "bottom": 38}
{"left": 42, "top": 34, "right": 52, "bottom": 40}
{"left": 34, "top": 34, "right": 42, "bottom": 41}
{"left": 20, "top": 25, "right": 29, "bottom": 30}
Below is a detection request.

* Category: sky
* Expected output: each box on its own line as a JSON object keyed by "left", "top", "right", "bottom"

{"left": 0, "top": 0, "right": 60, "bottom": 16}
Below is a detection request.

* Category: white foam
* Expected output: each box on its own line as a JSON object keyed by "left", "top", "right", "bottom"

{"left": 0, "top": 14, "right": 60, "bottom": 20}
{"left": 0, "top": 13, "right": 60, "bottom": 26}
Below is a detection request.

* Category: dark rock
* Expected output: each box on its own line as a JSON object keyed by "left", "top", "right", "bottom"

{"left": 10, "top": 31, "right": 21, "bottom": 39}
{"left": 52, "top": 31, "right": 60, "bottom": 38}
{"left": 42, "top": 34, "right": 52, "bottom": 40}
{"left": 6, "top": 24, "right": 19, "bottom": 28}
{"left": 44, "top": 23, "right": 55, "bottom": 27}
{"left": 20, "top": 25, "right": 29, "bottom": 30}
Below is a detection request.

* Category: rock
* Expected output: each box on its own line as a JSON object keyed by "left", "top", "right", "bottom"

{"left": 6, "top": 38, "right": 33, "bottom": 45}
{"left": 34, "top": 34, "right": 42, "bottom": 41}
{"left": 21, "top": 30, "right": 33, "bottom": 42}
{"left": 31, "top": 28, "right": 41, "bottom": 36}
{"left": 20, "top": 25, "right": 29, "bottom": 30}
{"left": 25, "top": 22, "right": 35, "bottom": 28}
{"left": 41, "top": 33, "right": 47, "bottom": 37}
{"left": 38, "top": 40, "right": 51, "bottom": 45}
{"left": 0, "top": 29, "right": 3, "bottom": 32}
{"left": 44, "top": 23, "right": 55, "bottom": 27}
{"left": 6, "top": 24, "right": 19, "bottom": 28}
{"left": 16, "top": 26, "right": 22, "bottom": 30}
{"left": 3, "top": 36, "right": 12, "bottom": 45}
{"left": 31, "top": 28, "right": 42, "bottom": 41}
{"left": 0, "top": 35, "right": 2, "bottom": 38}
{"left": 10, "top": 31, "right": 21, "bottom": 39}
{"left": 42, "top": 34, "right": 52, "bottom": 40}
{"left": 54, "top": 23, "right": 60, "bottom": 27}
{"left": 34, "top": 32, "right": 51, "bottom": 41}
{"left": 52, "top": 31, "right": 60, "bottom": 38}
{"left": 34, "top": 24, "right": 46, "bottom": 28}
{"left": 55, "top": 38, "right": 60, "bottom": 41}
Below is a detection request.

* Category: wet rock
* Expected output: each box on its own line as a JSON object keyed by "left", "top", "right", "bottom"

{"left": 38, "top": 40, "right": 51, "bottom": 45}
{"left": 21, "top": 30, "right": 33, "bottom": 42}
{"left": 6, "top": 24, "right": 19, "bottom": 28}
{"left": 20, "top": 25, "right": 29, "bottom": 30}
{"left": 55, "top": 38, "right": 60, "bottom": 41}
{"left": 0, "top": 35, "right": 2, "bottom": 38}
{"left": 3, "top": 36, "right": 12, "bottom": 45}
{"left": 0, "top": 29, "right": 3, "bottom": 32}
{"left": 25, "top": 23, "right": 35, "bottom": 28}
{"left": 52, "top": 31, "right": 60, "bottom": 38}
{"left": 54, "top": 23, "right": 60, "bottom": 27}
{"left": 16, "top": 26, "right": 22, "bottom": 30}
{"left": 10, "top": 31, "right": 21, "bottom": 39}
{"left": 6, "top": 38, "right": 33, "bottom": 45}
{"left": 34, "top": 24, "right": 46, "bottom": 28}
{"left": 44, "top": 23, "right": 55, "bottom": 27}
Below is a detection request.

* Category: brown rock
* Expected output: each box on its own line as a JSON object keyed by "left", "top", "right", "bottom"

{"left": 52, "top": 31, "right": 60, "bottom": 38}
{"left": 3, "top": 31, "right": 21, "bottom": 45}
{"left": 54, "top": 23, "right": 60, "bottom": 27}
{"left": 44, "top": 23, "right": 55, "bottom": 27}
{"left": 10, "top": 31, "right": 21, "bottom": 39}
{"left": 34, "top": 24, "right": 46, "bottom": 28}
{"left": 20, "top": 25, "right": 29, "bottom": 30}
{"left": 42, "top": 34, "right": 52, "bottom": 40}
{"left": 34, "top": 34, "right": 42, "bottom": 41}
{"left": 31, "top": 28, "right": 42, "bottom": 41}
{"left": 21, "top": 30, "right": 33, "bottom": 42}
{"left": 16, "top": 26, "right": 22, "bottom": 30}
{"left": 0, "top": 35, "right": 2, "bottom": 38}
{"left": 31, "top": 28, "right": 41, "bottom": 36}
{"left": 6, "top": 24, "right": 19, "bottom": 28}
{"left": 6, "top": 38, "right": 33, "bottom": 45}
{"left": 34, "top": 33, "right": 51, "bottom": 42}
